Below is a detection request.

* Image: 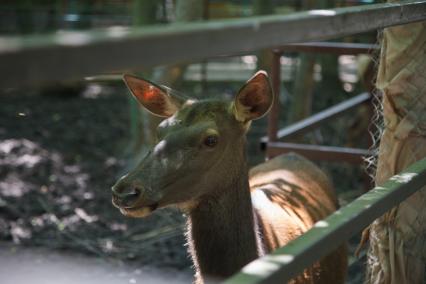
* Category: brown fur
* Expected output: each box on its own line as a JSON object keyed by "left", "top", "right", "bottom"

{"left": 250, "top": 153, "right": 347, "bottom": 283}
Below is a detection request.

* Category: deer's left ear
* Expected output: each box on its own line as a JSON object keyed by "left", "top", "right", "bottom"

{"left": 123, "top": 74, "right": 185, "bottom": 118}
{"left": 232, "top": 71, "right": 273, "bottom": 123}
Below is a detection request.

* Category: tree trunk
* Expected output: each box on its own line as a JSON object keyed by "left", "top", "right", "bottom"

{"left": 313, "top": 0, "right": 344, "bottom": 109}
{"left": 149, "top": 0, "right": 206, "bottom": 143}
{"left": 290, "top": 54, "right": 316, "bottom": 123}
{"left": 123, "top": 0, "right": 160, "bottom": 165}
{"left": 133, "top": 0, "right": 158, "bottom": 26}
{"left": 175, "top": 0, "right": 204, "bottom": 22}
{"left": 288, "top": 1, "right": 317, "bottom": 128}
{"left": 253, "top": 0, "right": 274, "bottom": 75}
{"left": 125, "top": 0, "right": 206, "bottom": 166}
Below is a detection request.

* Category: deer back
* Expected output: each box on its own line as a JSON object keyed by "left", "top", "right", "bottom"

{"left": 249, "top": 153, "right": 347, "bottom": 283}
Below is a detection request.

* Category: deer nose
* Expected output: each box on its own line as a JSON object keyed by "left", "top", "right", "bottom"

{"left": 111, "top": 185, "right": 141, "bottom": 208}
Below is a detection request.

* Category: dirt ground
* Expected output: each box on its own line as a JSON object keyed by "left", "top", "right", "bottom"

{"left": 0, "top": 85, "right": 191, "bottom": 269}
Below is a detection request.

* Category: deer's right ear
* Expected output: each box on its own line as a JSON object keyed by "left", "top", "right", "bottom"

{"left": 232, "top": 71, "right": 273, "bottom": 123}
{"left": 123, "top": 74, "right": 184, "bottom": 117}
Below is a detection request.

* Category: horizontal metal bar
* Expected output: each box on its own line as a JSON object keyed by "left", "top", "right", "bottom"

{"left": 1, "top": 1, "right": 426, "bottom": 88}
{"left": 261, "top": 92, "right": 371, "bottom": 145}
{"left": 225, "top": 157, "right": 426, "bottom": 284}
{"left": 266, "top": 142, "right": 371, "bottom": 164}
{"left": 273, "top": 42, "right": 379, "bottom": 55}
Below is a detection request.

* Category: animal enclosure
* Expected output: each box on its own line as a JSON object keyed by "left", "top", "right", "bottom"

{"left": 1, "top": 1, "right": 426, "bottom": 283}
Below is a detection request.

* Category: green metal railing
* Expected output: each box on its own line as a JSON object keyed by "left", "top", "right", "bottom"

{"left": 1, "top": 1, "right": 426, "bottom": 88}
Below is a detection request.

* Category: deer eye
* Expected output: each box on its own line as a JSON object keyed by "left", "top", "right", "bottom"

{"left": 204, "top": 135, "right": 218, "bottom": 147}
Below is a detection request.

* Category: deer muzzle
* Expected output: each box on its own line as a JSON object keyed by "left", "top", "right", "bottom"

{"left": 111, "top": 186, "right": 141, "bottom": 208}
{"left": 111, "top": 181, "right": 160, "bottom": 218}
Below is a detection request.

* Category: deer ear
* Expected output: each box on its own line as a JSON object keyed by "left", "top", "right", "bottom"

{"left": 123, "top": 74, "right": 184, "bottom": 117}
{"left": 233, "top": 71, "right": 274, "bottom": 123}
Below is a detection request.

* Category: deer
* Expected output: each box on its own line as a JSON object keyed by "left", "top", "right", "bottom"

{"left": 111, "top": 71, "right": 347, "bottom": 284}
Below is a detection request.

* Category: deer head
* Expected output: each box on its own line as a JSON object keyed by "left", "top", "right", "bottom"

{"left": 112, "top": 71, "right": 273, "bottom": 217}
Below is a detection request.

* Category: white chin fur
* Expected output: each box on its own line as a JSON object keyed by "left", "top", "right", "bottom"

{"left": 120, "top": 206, "right": 153, "bottom": 218}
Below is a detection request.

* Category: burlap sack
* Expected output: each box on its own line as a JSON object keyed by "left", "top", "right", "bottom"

{"left": 366, "top": 14, "right": 426, "bottom": 284}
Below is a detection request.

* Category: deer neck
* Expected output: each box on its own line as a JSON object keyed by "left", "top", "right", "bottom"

{"left": 187, "top": 154, "right": 259, "bottom": 281}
